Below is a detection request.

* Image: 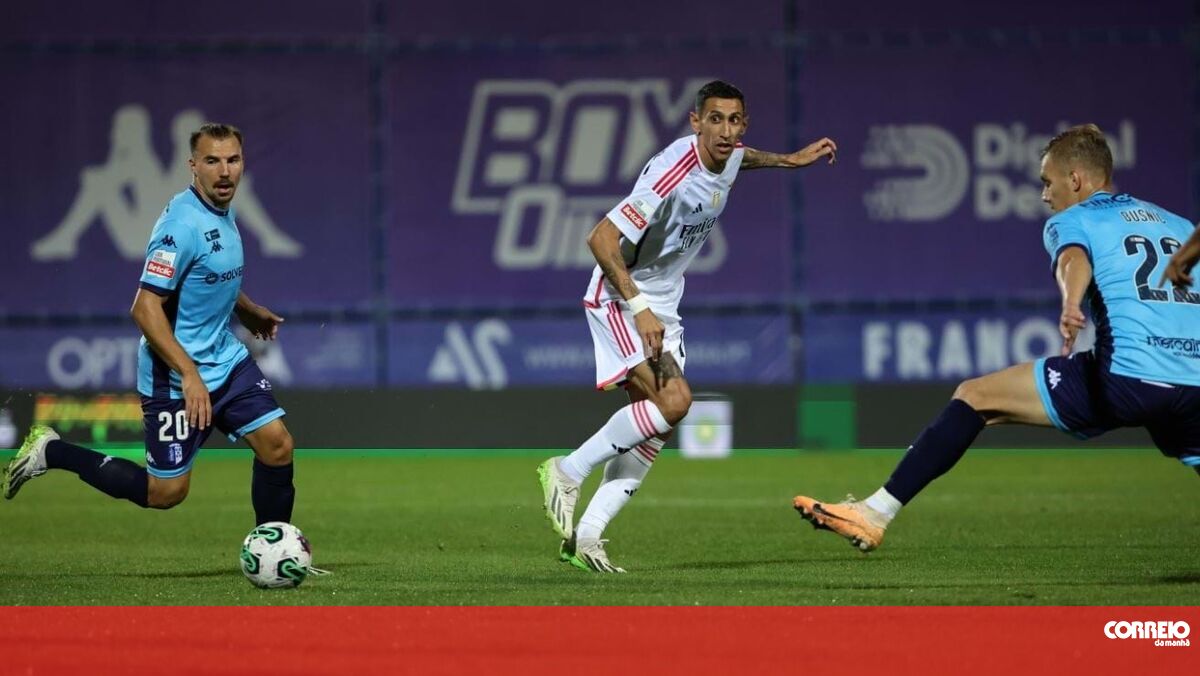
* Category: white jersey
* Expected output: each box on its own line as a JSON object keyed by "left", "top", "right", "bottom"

{"left": 583, "top": 136, "right": 744, "bottom": 314}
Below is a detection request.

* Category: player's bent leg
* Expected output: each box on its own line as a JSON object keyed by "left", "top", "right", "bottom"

{"left": 625, "top": 355, "right": 692, "bottom": 425}
{"left": 792, "top": 362, "right": 1052, "bottom": 553}
{"left": 147, "top": 473, "right": 190, "bottom": 509}
{"left": 953, "top": 362, "right": 1053, "bottom": 427}
{"left": 244, "top": 419, "right": 296, "bottom": 525}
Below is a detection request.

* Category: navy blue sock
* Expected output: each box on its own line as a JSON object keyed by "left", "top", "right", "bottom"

{"left": 883, "top": 399, "right": 985, "bottom": 504}
{"left": 252, "top": 459, "right": 295, "bottom": 525}
{"left": 45, "top": 440, "right": 149, "bottom": 508}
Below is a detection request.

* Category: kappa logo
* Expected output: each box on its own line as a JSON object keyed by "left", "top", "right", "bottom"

{"left": 427, "top": 319, "right": 512, "bottom": 390}
{"left": 31, "top": 104, "right": 302, "bottom": 262}
{"left": 452, "top": 78, "right": 727, "bottom": 272}
{"left": 211, "top": 241, "right": 224, "bottom": 253}
{"left": 1048, "top": 367, "right": 1062, "bottom": 390}
{"left": 256, "top": 378, "right": 272, "bottom": 391}
{"left": 159, "top": 235, "right": 176, "bottom": 248}
{"left": 862, "top": 121, "right": 1137, "bottom": 223}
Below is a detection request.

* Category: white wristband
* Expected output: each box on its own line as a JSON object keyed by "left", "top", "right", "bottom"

{"left": 626, "top": 294, "right": 650, "bottom": 314}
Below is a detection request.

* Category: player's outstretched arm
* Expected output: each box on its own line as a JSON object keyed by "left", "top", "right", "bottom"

{"left": 1161, "top": 224, "right": 1200, "bottom": 288}
{"left": 235, "top": 291, "right": 284, "bottom": 341}
{"left": 1055, "top": 246, "right": 1092, "bottom": 356}
{"left": 741, "top": 137, "right": 837, "bottom": 170}
{"left": 130, "top": 289, "right": 211, "bottom": 429}
{"left": 587, "top": 217, "right": 664, "bottom": 361}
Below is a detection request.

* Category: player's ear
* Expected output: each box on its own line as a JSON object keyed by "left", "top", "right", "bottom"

{"left": 1069, "top": 171, "right": 1082, "bottom": 193}
{"left": 689, "top": 110, "right": 701, "bottom": 134}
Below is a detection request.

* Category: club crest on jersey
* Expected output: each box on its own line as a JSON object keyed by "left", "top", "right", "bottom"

{"left": 620, "top": 202, "right": 648, "bottom": 230}
{"left": 145, "top": 249, "right": 177, "bottom": 279}
{"left": 712, "top": 191, "right": 721, "bottom": 208}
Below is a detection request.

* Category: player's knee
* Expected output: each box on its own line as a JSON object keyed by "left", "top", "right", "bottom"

{"left": 655, "top": 384, "right": 693, "bottom": 426}
{"left": 147, "top": 477, "right": 189, "bottom": 509}
{"left": 952, "top": 378, "right": 986, "bottom": 410}
{"left": 257, "top": 429, "right": 294, "bottom": 466}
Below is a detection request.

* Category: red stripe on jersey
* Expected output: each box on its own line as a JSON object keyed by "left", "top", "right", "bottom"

{"left": 613, "top": 302, "right": 640, "bottom": 357}
{"left": 653, "top": 155, "right": 697, "bottom": 197}
{"left": 652, "top": 151, "right": 696, "bottom": 194}
{"left": 608, "top": 302, "right": 635, "bottom": 356}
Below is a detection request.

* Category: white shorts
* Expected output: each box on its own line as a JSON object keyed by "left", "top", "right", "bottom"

{"left": 585, "top": 300, "right": 686, "bottom": 390}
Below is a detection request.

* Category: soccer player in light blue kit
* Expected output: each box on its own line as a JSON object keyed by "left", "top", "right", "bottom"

{"left": 793, "top": 124, "right": 1200, "bottom": 552}
{"left": 3, "top": 124, "right": 299, "bottom": 525}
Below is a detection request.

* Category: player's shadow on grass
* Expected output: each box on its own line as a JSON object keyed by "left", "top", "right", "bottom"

{"left": 1156, "top": 573, "right": 1200, "bottom": 584}
{"left": 659, "top": 558, "right": 813, "bottom": 571}
{"left": 126, "top": 561, "right": 371, "bottom": 579}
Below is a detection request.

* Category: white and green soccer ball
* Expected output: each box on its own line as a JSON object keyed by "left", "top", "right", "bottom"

{"left": 240, "top": 522, "right": 312, "bottom": 589}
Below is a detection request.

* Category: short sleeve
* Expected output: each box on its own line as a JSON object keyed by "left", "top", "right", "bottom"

{"left": 1043, "top": 214, "right": 1090, "bottom": 270}
{"left": 605, "top": 145, "right": 694, "bottom": 244}
{"left": 139, "top": 219, "right": 197, "bottom": 295}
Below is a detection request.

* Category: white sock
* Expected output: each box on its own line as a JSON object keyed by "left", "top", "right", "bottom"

{"left": 576, "top": 437, "right": 664, "bottom": 541}
{"left": 863, "top": 487, "right": 902, "bottom": 524}
{"left": 559, "top": 401, "right": 670, "bottom": 484}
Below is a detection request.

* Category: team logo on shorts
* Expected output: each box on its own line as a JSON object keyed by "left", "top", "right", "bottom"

{"left": 168, "top": 442, "right": 183, "bottom": 465}
{"left": 1047, "top": 367, "right": 1062, "bottom": 390}
{"left": 146, "top": 249, "right": 177, "bottom": 279}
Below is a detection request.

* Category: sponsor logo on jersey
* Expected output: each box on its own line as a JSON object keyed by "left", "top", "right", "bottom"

{"left": 145, "top": 249, "right": 177, "bottom": 279}
{"left": 620, "top": 203, "right": 648, "bottom": 230}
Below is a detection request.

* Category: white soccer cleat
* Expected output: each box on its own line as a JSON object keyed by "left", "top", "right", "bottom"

{"left": 566, "top": 537, "right": 627, "bottom": 573}
{"left": 537, "top": 456, "right": 580, "bottom": 540}
{"left": 3, "top": 426, "right": 59, "bottom": 500}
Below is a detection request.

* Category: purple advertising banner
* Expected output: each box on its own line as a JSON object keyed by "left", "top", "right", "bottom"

{"left": 387, "top": 51, "right": 793, "bottom": 308}
{"left": 4, "top": 1, "right": 369, "bottom": 40}
{"left": 0, "top": 323, "right": 375, "bottom": 390}
{"left": 389, "top": 314, "right": 792, "bottom": 388}
{"left": 798, "top": 43, "right": 1191, "bottom": 302}
{"left": 0, "top": 54, "right": 372, "bottom": 315}
{"left": 387, "top": 1, "right": 782, "bottom": 41}
{"left": 805, "top": 309, "right": 1071, "bottom": 383}
{"left": 792, "top": 0, "right": 1188, "bottom": 31}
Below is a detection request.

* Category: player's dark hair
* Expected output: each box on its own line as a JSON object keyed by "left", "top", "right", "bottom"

{"left": 1041, "top": 124, "right": 1113, "bottom": 182}
{"left": 695, "top": 80, "right": 745, "bottom": 113}
{"left": 190, "top": 123, "right": 244, "bottom": 154}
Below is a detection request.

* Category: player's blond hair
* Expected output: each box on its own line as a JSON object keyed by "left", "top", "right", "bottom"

{"left": 1041, "top": 124, "right": 1113, "bottom": 182}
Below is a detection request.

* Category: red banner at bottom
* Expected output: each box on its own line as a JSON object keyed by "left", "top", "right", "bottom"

{"left": 1, "top": 606, "right": 1194, "bottom": 674}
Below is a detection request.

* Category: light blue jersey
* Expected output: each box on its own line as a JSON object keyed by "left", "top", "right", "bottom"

{"left": 137, "top": 186, "right": 249, "bottom": 398}
{"left": 1044, "top": 191, "right": 1200, "bottom": 385}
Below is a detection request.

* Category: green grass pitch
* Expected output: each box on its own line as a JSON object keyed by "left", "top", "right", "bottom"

{"left": 0, "top": 448, "right": 1197, "bottom": 605}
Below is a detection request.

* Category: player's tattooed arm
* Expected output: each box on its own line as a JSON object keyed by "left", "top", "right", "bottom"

{"left": 587, "top": 217, "right": 641, "bottom": 301}
{"left": 741, "top": 138, "right": 838, "bottom": 170}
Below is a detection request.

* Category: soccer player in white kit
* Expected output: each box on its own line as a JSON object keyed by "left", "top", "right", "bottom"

{"left": 537, "top": 81, "right": 838, "bottom": 572}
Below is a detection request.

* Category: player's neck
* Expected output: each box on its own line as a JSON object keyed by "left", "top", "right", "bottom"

{"left": 695, "top": 143, "right": 726, "bottom": 173}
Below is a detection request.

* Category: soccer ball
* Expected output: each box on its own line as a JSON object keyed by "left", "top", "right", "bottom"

{"left": 239, "top": 521, "right": 312, "bottom": 589}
